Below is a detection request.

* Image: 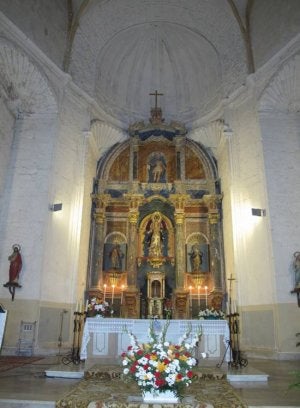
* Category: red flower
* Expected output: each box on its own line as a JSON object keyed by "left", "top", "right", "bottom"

{"left": 175, "top": 352, "right": 180, "bottom": 358}
{"left": 163, "top": 358, "right": 170, "bottom": 364}
{"left": 137, "top": 349, "right": 143, "bottom": 355}
{"left": 176, "top": 373, "right": 183, "bottom": 380}
{"left": 127, "top": 346, "right": 133, "bottom": 350}
{"left": 155, "top": 378, "right": 166, "bottom": 387}
{"left": 187, "top": 370, "right": 193, "bottom": 378}
{"left": 154, "top": 371, "right": 161, "bottom": 378}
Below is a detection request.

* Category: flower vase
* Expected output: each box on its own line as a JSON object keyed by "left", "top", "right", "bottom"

{"left": 142, "top": 389, "right": 179, "bottom": 403}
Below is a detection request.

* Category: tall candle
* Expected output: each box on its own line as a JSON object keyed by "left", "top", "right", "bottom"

{"left": 112, "top": 285, "right": 115, "bottom": 305}
{"left": 205, "top": 286, "right": 208, "bottom": 308}
{"left": 103, "top": 284, "right": 107, "bottom": 301}
{"left": 121, "top": 285, "right": 124, "bottom": 305}
{"left": 85, "top": 299, "right": 89, "bottom": 312}
{"left": 75, "top": 301, "right": 78, "bottom": 312}
{"left": 189, "top": 286, "right": 192, "bottom": 306}
{"left": 197, "top": 286, "right": 201, "bottom": 307}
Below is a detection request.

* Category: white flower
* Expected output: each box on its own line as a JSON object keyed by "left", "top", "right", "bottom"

{"left": 122, "top": 359, "right": 128, "bottom": 366}
{"left": 123, "top": 368, "right": 129, "bottom": 374}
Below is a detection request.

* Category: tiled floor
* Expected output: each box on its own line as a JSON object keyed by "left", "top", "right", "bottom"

{"left": 0, "top": 356, "right": 299, "bottom": 407}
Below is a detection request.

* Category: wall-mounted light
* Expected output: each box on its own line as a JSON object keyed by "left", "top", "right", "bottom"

{"left": 251, "top": 208, "right": 266, "bottom": 217}
{"left": 49, "top": 203, "right": 63, "bottom": 212}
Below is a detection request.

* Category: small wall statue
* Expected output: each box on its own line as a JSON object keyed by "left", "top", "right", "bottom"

{"left": 3, "top": 244, "right": 22, "bottom": 300}
{"left": 293, "top": 251, "right": 300, "bottom": 289}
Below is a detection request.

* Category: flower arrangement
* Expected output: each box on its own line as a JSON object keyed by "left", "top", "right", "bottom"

{"left": 198, "top": 308, "right": 225, "bottom": 320}
{"left": 87, "top": 297, "right": 110, "bottom": 317}
{"left": 121, "top": 320, "right": 203, "bottom": 399}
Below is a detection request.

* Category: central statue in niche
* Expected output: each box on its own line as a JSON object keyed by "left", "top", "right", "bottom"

{"left": 143, "top": 211, "right": 168, "bottom": 258}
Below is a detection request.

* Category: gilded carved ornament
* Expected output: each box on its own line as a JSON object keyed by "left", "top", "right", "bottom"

{"left": 208, "top": 213, "right": 220, "bottom": 224}
{"left": 128, "top": 211, "right": 139, "bottom": 225}
{"left": 174, "top": 212, "right": 185, "bottom": 225}
{"left": 94, "top": 211, "right": 105, "bottom": 224}
{"left": 91, "top": 193, "right": 110, "bottom": 210}
{"left": 203, "top": 194, "right": 223, "bottom": 210}
{"left": 170, "top": 194, "right": 188, "bottom": 210}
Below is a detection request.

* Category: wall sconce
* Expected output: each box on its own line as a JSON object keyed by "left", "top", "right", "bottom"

{"left": 251, "top": 208, "right": 266, "bottom": 217}
{"left": 49, "top": 203, "right": 63, "bottom": 212}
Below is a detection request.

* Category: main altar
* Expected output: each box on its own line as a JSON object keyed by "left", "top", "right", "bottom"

{"left": 86, "top": 101, "right": 225, "bottom": 321}
{"left": 80, "top": 318, "right": 230, "bottom": 367}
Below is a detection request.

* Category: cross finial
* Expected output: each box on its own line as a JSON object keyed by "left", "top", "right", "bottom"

{"left": 149, "top": 90, "right": 164, "bottom": 109}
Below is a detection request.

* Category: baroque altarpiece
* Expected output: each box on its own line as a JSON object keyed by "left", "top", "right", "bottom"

{"left": 87, "top": 107, "right": 225, "bottom": 319}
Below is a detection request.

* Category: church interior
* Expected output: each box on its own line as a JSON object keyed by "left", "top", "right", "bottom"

{"left": 0, "top": 0, "right": 300, "bottom": 406}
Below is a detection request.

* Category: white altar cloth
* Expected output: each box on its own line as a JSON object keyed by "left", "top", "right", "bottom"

{"left": 80, "top": 318, "right": 230, "bottom": 361}
{"left": 0, "top": 309, "right": 8, "bottom": 350}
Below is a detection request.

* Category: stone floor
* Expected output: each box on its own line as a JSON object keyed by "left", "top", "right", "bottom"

{"left": 0, "top": 356, "right": 299, "bottom": 407}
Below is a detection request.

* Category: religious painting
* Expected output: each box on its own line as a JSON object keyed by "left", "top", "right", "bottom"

{"left": 108, "top": 146, "right": 130, "bottom": 181}
{"left": 147, "top": 152, "right": 167, "bottom": 183}
{"left": 185, "top": 146, "right": 206, "bottom": 179}
{"left": 186, "top": 243, "right": 209, "bottom": 273}
{"left": 103, "top": 243, "right": 127, "bottom": 271}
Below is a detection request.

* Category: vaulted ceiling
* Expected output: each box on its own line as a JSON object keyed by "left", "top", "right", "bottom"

{"left": 67, "top": 0, "right": 252, "bottom": 128}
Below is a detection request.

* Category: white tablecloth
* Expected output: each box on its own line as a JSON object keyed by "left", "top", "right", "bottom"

{"left": 80, "top": 318, "right": 230, "bottom": 361}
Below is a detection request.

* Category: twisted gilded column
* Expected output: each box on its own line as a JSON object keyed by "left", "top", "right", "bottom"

{"left": 89, "top": 194, "right": 109, "bottom": 288}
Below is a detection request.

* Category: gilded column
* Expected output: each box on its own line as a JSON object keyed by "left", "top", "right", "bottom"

{"left": 125, "top": 194, "right": 144, "bottom": 288}
{"left": 204, "top": 195, "right": 224, "bottom": 290}
{"left": 89, "top": 194, "right": 109, "bottom": 288}
{"left": 170, "top": 194, "right": 188, "bottom": 289}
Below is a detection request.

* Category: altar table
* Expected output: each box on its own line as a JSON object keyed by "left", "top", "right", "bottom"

{"left": 80, "top": 318, "right": 230, "bottom": 363}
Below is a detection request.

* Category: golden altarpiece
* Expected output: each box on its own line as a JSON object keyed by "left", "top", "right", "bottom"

{"left": 86, "top": 106, "right": 225, "bottom": 319}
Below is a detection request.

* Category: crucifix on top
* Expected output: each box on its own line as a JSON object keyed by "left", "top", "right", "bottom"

{"left": 149, "top": 90, "right": 165, "bottom": 125}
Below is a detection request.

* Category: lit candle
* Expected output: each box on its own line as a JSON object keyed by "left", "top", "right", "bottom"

{"left": 197, "top": 286, "right": 201, "bottom": 307}
{"left": 103, "top": 284, "right": 107, "bottom": 301}
{"left": 189, "top": 286, "right": 192, "bottom": 306}
{"left": 112, "top": 285, "right": 115, "bottom": 305}
{"left": 85, "top": 299, "right": 89, "bottom": 312}
{"left": 75, "top": 301, "right": 78, "bottom": 312}
{"left": 79, "top": 300, "right": 82, "bottom": 313}
{"left": 205, "top": 286, "right": 208, "bottom": 308}
{"left": 121, "top": 285, "right": 124, "bottom": 305}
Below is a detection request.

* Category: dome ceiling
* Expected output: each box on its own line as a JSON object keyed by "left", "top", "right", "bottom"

{"left": 70, "top": 0, "right": 249, "bottom": 128}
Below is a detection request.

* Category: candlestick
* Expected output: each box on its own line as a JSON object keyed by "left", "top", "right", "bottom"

{"left": 103, "top": 284, "right": 107, "bottom": 301}
{"left": 112, "top": 285, "right": 115, "bottom": 305}
{"left": 197, "top": 286, "right": 200, "bottom": 307}
{"left": 205, "top": 286, "right": 208, "bottom": 308}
